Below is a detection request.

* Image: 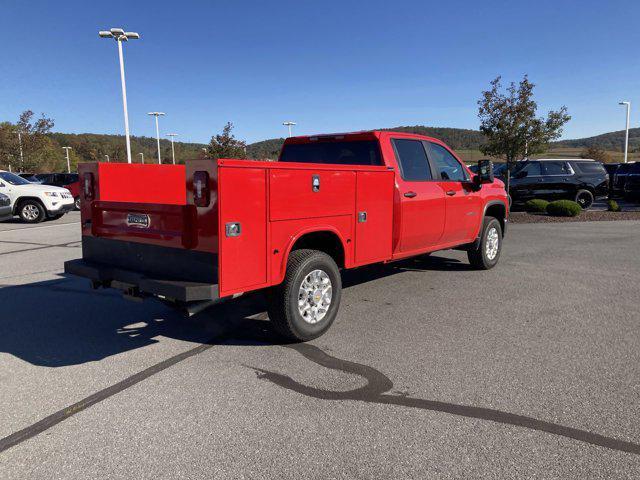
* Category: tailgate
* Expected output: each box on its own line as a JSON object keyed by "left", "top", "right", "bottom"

{"left": 77, "top": 161, "right": 219, "bottom": 289}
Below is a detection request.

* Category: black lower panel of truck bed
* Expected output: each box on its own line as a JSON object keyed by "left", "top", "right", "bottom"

{"left": 81, "top": 236, "right": 218, "bottom": 284}
{"left": 64, "top": 236, "right": 219, "bottom": 303}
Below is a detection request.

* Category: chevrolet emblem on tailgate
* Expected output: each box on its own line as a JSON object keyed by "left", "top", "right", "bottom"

{"left": 126, "top": 213, "right": 151, "bottom": 228}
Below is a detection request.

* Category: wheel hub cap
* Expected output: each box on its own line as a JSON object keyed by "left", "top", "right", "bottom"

{"left": 23, "top": 205, "right": 38, "bottom": 220}
{"left": 486, "top": 227, "right": 499, "bottom": 260}
{"left": 298, "top": 269, "right": 332, "bottom": 324}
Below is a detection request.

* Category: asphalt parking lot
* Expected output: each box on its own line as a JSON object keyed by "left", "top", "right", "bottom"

{"left": 1, "top": 212, "right": 640, "bottom": 479}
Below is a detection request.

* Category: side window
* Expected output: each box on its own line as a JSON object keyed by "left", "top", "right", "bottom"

{"left": 523, "top": 161, "right": 542, "bottom": 176}
{"left": 542, "top": 161, "right": 572, "bottom": 175}
{"left": 426, "top": 142, "right": 467, "bottom": 181}
{"left": 392, "top": 139, "right": 432, "bottom": 181}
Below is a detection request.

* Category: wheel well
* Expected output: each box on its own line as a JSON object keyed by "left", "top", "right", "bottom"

{"left": 290, "top": 231, "right": 345, "bottom": 268}
{"left": 14, "top": 196, "right": 45, "bottom": 215}
{"left": 485, "top": 203, "right": 506, "bottom": 235}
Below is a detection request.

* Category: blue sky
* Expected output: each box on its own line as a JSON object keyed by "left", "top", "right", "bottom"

{"left": 1, "top": 0, "right": 638, "bottom": 144}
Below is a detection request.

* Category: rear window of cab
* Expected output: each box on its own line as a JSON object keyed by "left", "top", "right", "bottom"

{"left": 279, "top": 140, "right": 382, "bottom": 166}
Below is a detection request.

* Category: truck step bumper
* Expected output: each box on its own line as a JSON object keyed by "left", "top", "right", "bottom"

{"left": 64, "top": 259, "right": 219, "bottom": 303}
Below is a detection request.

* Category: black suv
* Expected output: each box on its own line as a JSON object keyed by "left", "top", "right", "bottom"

{"left": 503, "top": 159, "right": 608, "bottom": 209}
{"left": 623, "top": 162, "right": 640, "bottom": 200}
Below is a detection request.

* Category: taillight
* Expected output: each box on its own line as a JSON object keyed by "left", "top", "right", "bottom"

{"left": 193, "top": 171, "right": 210, "bottom": 207}
{"left": 83, "top": 173, "right": 94, "bottom": 200}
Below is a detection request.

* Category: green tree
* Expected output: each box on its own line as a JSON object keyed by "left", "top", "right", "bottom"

{"left": 0, "top": 110, "right": 56, "bottom": 172}
{"left": 477, "top": 76, "right": 570, "bottom": 192}
{"left": 206, "top": 122, "right": 247, "bottom": 160}
{"left": 580, "top": 145, "right": 612, "bottom": 163}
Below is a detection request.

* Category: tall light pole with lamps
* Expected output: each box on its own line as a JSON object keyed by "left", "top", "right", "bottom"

{"left": 148, "top": 112, "right": 165, "bottom": 163}
{"left": 62, "top": 147, "right": 72, "bottom": 173}
{"left": 139, "top": 152, "right": 144, "bottom": 164}
{"left": 104, "top": 154, "right": 110, "bottom": 163}
{"left": 283, "top": 121, "right": 296, "bottom": 138}
{"left": 619, "top": 101, "right": 631, "bottom": 163}
{"left": 166, "top": 133, "right": 178, "bottom": 164}
{"left": 99, "top": 28, "right": 140, "bottom": 164}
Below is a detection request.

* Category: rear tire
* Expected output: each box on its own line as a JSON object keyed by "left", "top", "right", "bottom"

{"left": 267, "top": 249, "right": 341, "bottom": 342}
{"left": 468, "top": 217, "right": 502, "bottom": 270}
{"left": 74, "top": 197, "right": 81, "bottom": 210}
{"left": 19, "top": 200, "right": 45, "bottom": 223}
{"left": 575, "top": 189, "right": 594, "bottom": 209}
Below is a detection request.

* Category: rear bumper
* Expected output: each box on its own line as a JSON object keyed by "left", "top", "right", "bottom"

{"left": 64, "top": 258, "right": 219, "bottom": 303}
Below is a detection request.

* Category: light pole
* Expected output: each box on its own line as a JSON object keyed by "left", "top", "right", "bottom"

{"left": 99, "top": 28, "right": 140, "bottom": 164}
{"left": 139, "top": 152, "right": 144, "bottom": 164}
{"left": 282, "top": 121, "right": 296, "bottom": 138}
{"left": 148, "top": 112, "right": 165, "bottom": 163}
{"left": 105, "top": 154, "right": 110, "bottom": 163}
{"left": 166, "top": 133, "right": 178, "bottom": 164}
{"left": 62, "top": 147, "right": 72, "bottom": 173}
{"left": 619, "top": 101, "right": 631, "bottom": 163}
{"left": 15, "top": 131, "right": 24, "bottom": 167}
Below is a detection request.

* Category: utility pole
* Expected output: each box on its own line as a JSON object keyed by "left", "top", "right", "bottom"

{"left": 282, "top": 121, "right": 296, "bottom": 138}
{"left": 99, "top": 28, "right": 140, "bottom": 164}
{"left": 148, "top": 112, "right": 165, "bottom": 163}
{"left": 139, "top": 152, "right": 144, "bottom": 164}
{"left": 62, "top": 147, "right": 72, "bottom": 173}
{"left": 166, "top": 133, "right": 178, "bottom": 164}
{"left": 619, "top": 101, "right": 631, "bottom": 163}
{"left": 15, "top": 131, "right": 25, "bottom": 167}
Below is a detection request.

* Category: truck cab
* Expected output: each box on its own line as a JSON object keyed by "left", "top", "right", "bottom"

{"left": 65, "top": 131, "right": 508, "bottom": 341}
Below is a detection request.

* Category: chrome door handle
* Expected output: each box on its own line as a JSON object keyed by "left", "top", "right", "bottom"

{"left": 446, "top": 190, "right": 456, "bottom": 196}
{"left": 404, "top": 191, "right": 417, "bottom": 198}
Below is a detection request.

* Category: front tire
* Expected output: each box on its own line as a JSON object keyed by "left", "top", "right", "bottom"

{"left": 468, "top": 217, "right": 502, "bottom": 270}
{"left": 19, "top": 200, "right": 46, "bottom": 223}
{"left": 74, "top": 197, "right": 81, "bottom": 210}
{"left": 267, "top": 249, "right": 342, "bottom": 342}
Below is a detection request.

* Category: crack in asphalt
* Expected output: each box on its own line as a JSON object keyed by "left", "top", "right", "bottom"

{"left": 0, "top": 240, "right": 81, "bottom": 256}
{"left": 251, "top": 343, "right": 640, "bottom": 456}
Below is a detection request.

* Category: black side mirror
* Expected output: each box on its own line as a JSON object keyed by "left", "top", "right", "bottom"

{"left": 474, "top": 159, "right": 494, "bottom": 186}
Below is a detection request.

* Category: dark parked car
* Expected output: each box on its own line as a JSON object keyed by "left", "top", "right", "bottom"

{"left": 0, "top": 192, "right": 11, "bottom": 221}
{"left": 623, "top": 162, "right": 640, "bottom": 200}
{"left": 611, "top": 163, "right": 633, "bottom": 197}
{"left": 35, "top": 173, "right": 81, "bottom": 209}
{"left": 501, "top": 159, "right": 608, "bottom": 209}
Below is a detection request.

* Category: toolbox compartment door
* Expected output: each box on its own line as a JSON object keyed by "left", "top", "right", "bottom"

{"left": 354, "top": 170, "right": 394, "bottom": 265}
{"left": 217, "top": 166, "right": 268, "bottom": 296}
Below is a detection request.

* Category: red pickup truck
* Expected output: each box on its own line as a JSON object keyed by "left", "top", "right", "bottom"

{"left": 65, "top": 131, "right": 508, "bottom": 341}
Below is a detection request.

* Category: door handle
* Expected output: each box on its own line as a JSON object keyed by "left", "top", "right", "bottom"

{"left": 404, "top": 191, "right": 417, "bottom": 198}
{"left": 446, "top": 190, "right": 456, "bottom": 196}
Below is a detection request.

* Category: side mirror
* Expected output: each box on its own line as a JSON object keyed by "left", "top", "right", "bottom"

{"left": 474, "top": 159, "right": 494, "bottom": 186}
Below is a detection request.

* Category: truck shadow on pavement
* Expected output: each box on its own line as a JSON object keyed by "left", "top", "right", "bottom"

{"left": 0, "top": 253, "right": 465, "bottom": 368}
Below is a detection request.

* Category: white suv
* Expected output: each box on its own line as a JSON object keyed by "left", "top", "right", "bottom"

{"left": 0, "top": 170, "right": 76, "bottom": 223}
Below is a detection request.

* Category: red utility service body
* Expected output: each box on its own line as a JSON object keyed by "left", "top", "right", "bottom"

{"left": 69, "top": 131, "right": 507, "bottom": 304}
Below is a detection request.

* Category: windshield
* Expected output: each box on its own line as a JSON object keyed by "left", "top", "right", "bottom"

{"left": 0, "top": 171, "right": 31, "bottom": 186}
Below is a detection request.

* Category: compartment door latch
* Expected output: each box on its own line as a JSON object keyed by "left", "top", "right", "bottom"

{"left": 312, "top": 175, "right": 320, "bottom": 192}
{"left": 225, "top": 222, "right": 241, "bottom": 237}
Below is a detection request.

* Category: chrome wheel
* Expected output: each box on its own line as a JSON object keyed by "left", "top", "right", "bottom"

{"left": 74, "top": 197, "right": 81, "bottom": 210}
{"left": 298, "top": 269, "right": 332, "bottom": 324}
{"left": 22, "top": 204, "right": 40, "bottom": 221}
{"left": 485, "top": 227, "right": 499, "bottom": 261}
{"left": 576, "top": 192, "right": 592, "bottom": 209}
